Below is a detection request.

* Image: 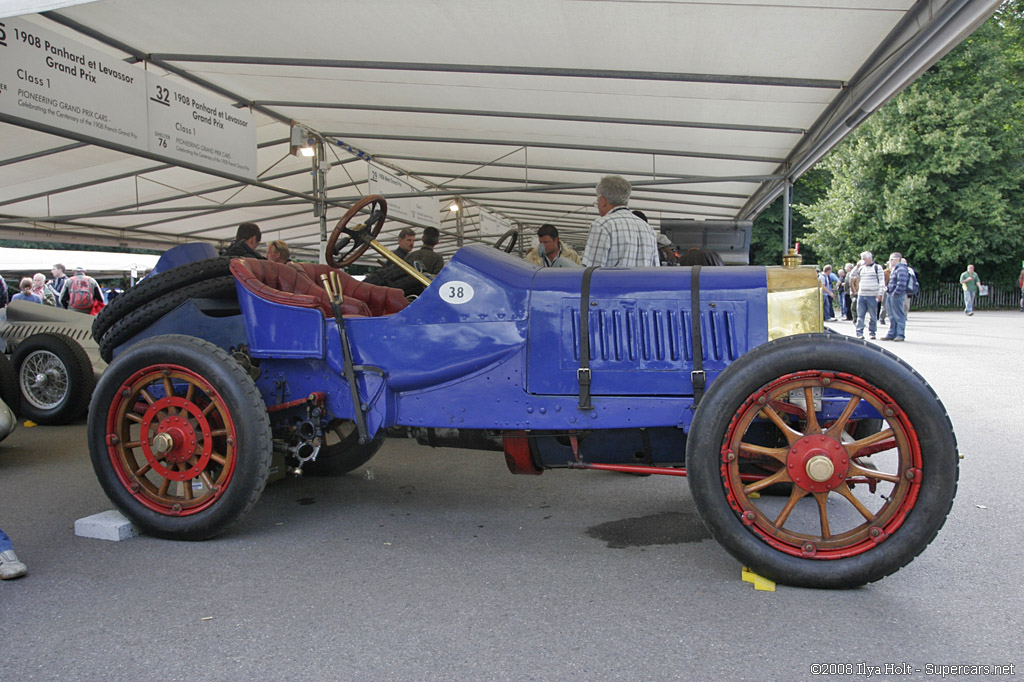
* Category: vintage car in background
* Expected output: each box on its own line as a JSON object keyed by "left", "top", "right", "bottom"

{"left": 86, "top": 196, "right": 958, "bottom": 589}
{"left": 0, "top": 300, "right": 102, "bottom": 425}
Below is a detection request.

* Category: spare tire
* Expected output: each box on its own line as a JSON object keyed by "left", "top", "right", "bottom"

{"left": 98, "top": 276, "right": 239, "bottom": 362}
{"left": 93, "top": 256, "right": 233, "bottom": 343}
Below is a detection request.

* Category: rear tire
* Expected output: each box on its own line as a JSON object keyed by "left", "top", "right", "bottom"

{"left": 88, "top": 335, "right": 272, "bottom": 540}
{"left": 12, "top": 333, "right": 94, "bottom": 424}
{"left": 303, "top": 420, "right": 386, "bottom": 476}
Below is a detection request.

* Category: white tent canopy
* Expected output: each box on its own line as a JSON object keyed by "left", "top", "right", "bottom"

{"left": 0, "top": 0, "right": 1002, "bottom": 262}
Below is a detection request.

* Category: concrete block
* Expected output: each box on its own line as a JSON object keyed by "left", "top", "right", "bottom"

{"left": 75, "top": 510, "right": 139, "bottom": 542}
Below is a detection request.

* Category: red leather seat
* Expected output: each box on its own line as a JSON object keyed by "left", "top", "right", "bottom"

{"left": 229, "top": 258, "right": 371, "bottom": 318}
{"left": 297, "top": 263, "right": 409, "bottom": 317}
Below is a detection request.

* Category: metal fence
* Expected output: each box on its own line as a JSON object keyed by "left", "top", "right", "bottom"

{"left": 911, "top": 282, "right": 1023, "bottom": 310}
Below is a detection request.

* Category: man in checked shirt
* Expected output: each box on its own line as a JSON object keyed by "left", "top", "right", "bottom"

{"left": 582, "top": 175, "right": 660, "bottom": 268}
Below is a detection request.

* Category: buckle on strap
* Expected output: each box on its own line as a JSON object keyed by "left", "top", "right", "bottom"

{"left": 690, "top": 369, "right": 706, "bottom": 389}
{"left": 577, "top": 367, "right": 592, "bottom": 384}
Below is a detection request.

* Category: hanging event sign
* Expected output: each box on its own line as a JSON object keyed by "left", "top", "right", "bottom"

{"left": 366, "top": 162, "right": 440, "bottom": 229}
{"left": 478, "top": 208, "right": 513, "bottom": 237}
{"left": 145, "top": 73, "right": 256, "bottom": 179}
{"left": 0, "top": 16, "right": 257, "bottom": 180}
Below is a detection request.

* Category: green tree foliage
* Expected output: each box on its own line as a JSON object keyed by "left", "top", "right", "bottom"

{"left": 749, "top": 167, "right": 829, "bottom": 267}
{"left": 799, "top": 2, "right": 1024, "bottom": 283}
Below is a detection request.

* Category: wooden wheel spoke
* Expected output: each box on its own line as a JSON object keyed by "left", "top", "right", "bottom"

{"left": 738, "top": 441, "right": 789, "bottom": 464}
{"left": 759, "top": 404, "right": 803, "bottom": 445}
{"left": 835, "top": 484, "right": 877, "bottom": 522}
{"left": 848, "top": 428, "right": 896, "bottom": 457}
{"left": 202, "top": 401, "right": 218, "bottom": 417}
{"left": 208, "top": 428, "right": 227, "bottom": 438}
{"left": 199, "top": 471, "right": 216, "bottom": 490}
{"left": 162, "top": 376, "right": 176, "bottom": 401}
{"left": 827, "top": 395, "right": 862, "bottom": 438}
{"left": 157, "top": 477, "right": 171, "bottom": 497}
{"left": 814, "top": 492, "right": 832, "bottom": 539}
{"left": 803, "top": 387, "right": 820, "bottom": 433}
{"left": 209, "top": 451, "right": 227, "bottom": 466}
{"left": 773, "top": 486, "right": 810, "bottom": 527}
{"left": 124, "top": 440, "right": 142, "bottom": 449}
{"left": 184, "top": 382, "right": 196, "bottom": 405}
{"left": 180, "top": 463, "right": 194, "bottom": 501}
{"left": 125, "top": 412, "right": 144, "bottom": 424}
{"left": 743, "top": 468, "right": 792, "bottom": 495}
{"left": 134, "top": 463, "right": 152, "bottom": 477}
{"left": 849, "top": 462, "right": 900, "bottom": 484}
{"left": 139, "top": 388, "right": 157, "bottom": 405}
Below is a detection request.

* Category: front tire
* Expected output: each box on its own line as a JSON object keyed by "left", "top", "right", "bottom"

{"left": 88, "top": 335, "right": 272, "bottom": 540}
{"left": 687, "top": 333, "right": 958, "bottom": 588}
{"left": 12, "top": 332, "right": 94, "bottom": 424}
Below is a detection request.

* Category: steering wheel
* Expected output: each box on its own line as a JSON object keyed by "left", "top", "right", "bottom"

{"left": 325, "top": 195, "right": 388, "bottom": 269}
{"left": 493, "top": 228, "right": 519, "bottom": 254}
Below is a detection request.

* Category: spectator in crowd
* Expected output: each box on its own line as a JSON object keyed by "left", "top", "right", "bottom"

{"left": 524, "top": 224, "right": 582, "bottom": 268}
{"left": 365, "top": 228, "right": 419, "bottom": 287}
{"left": 878, "top": 261, "right": 891, "bottom": 325}
{"left": 0, "top": 276, "right": 8, "bottom": 308}
{"left": 881, "top": 252, "right": 909, "bottom": 342}
{"left": 395, "top": 227, "right": 416, "bottom": 260}
{"left": 221, "top": 222, "right": 264, "bottom": 259}
{"left": 267, "top": 240, "right": 305, "bottom": 272}
{"left": 848, "top": 260, "right": 863, "bottom": 324}
{"left": 11, "top": 277, "right": 42, "bottom": 304}
{"left": 0, "top": 527, "right": 27, "bottom": 580}
{"left": 901, "top": 258, "right": 917, "bottom": 315}
{"left": 959, "top": 263, "right": 981, "bottom": 316}
{"left": 267, "top": 239, "right": 288, "bottom": 264}
{"left": 582, "top": 176, "right": 659, "bottom": 268}
{"left": 842, "top": 263, "right": 855, "bottom": 320}
{"left": 49, "top": 264, "right": 69, "bottom": 307}
{"left": 656, "top": 233, "right": 680, "bottom": 265}
{"left": 60, "top": 267, "right": 106, "bottom": 313}
{"left": 819, "top": 264, "right": 838, "bottom": 321}
{"left": 32, "top": 273, "right": 56, "bottom": 306}
{"left": 389, "top": 226, "right": 445, "bottom": 297}
{"left": 404, "top": 226, "right": 445, "bottom": 276}
{"left": 854, "top": 251, "right": 885, "bottom": 340}
{"left": 1018, "top": 266, "right": 1024, "bottom": 312}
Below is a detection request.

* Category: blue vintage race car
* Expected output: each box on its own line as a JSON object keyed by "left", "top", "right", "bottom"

{"left": 87, "top": 196, "right": 958, "bottom": 588}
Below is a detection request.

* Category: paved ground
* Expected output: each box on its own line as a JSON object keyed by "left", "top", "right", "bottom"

{"left": 1, "top": 311, "right": 1021, "bottom": 681}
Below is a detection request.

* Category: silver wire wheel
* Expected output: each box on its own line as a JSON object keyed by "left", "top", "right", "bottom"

{"left": 19, "top": 348, "right": 68, "bottom": 410}
{"left": 11, "top": 333, "right": 95, "bottom": 424}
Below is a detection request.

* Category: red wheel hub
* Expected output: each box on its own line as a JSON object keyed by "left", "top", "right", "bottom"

{"left": 786, "top": 433, "right": 849, "bottom": 493}
{"left": 139, "top": 396, "right": 213, "bottom": 483}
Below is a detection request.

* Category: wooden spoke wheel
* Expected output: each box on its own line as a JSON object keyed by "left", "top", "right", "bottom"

{"left": 325, "top": 195, "right": 387, "bottom": 269}
{"left": 88, "top": 335, "right": 271, "bottom": 540}
{"left": 687, "top": 333, "right": 958, "bottom": 588}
